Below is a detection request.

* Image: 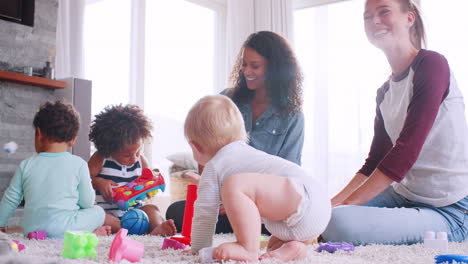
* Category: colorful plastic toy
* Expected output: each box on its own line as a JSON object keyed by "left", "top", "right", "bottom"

{"left": 170, "top": 184, "right": 197, "bottom": 246}
{"left": 424, "top": 231, "right": 448, "bottom": 251}
{"left": 109, "top": 228, "right": 144, "bottom": 263}
{"left": 27, "top": 231, "right": 47, "bottom": 240}
{"left": 62, "top": 231, "right": 99, "bottom": 259}
{"left": 317, "top": 242, "right": 355, "bottom": 253}
{"left": 435, "top": 254, "right": 468, "bottom": 264}
{"left": 112, "top": 168, "right": 166, "bottom": 210}
{"left": 161, "top": 238, "right": 187, "bottom": 250}
{"left": 121, "top": 208, "right": 149, "bottom": 235}
{"left": 11, "top": 240, "right": 25, "bottom": 252}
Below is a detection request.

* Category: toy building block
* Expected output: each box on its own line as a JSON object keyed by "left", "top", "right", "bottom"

{"left": 109, "top": 228, "right": 144, "bottom": 263}
{"left": 435, "top": 254, "right": 468, "bottom": 264}
{"left": 170, "top": 184, "right": 197, "bottom": 246}
{"left": 113, "top": 168, "right": 166, "bottom": 210}
{"left": 27, "top": 231, "right": 47, "bottom": 240}
{"left": 161, "top": 238, "right": 186, "bottom": 250}
{"left": 317, "top": 242, "right": 355, "bottom": 253}
{"left": 11, "top": 240, "right": 25, "bottom": 252}
{"left": 424, "top": 231, "right": 448, "bottom": 251}
{"left": 62, "top": 231, "right": 99, "bottom": 259}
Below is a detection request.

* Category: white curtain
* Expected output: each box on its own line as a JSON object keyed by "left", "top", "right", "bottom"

{"left": 225, "top": 0, "right": 294, "bottom": 75}
{"left": 55, "top": 0, "right": 85, "bottom": 79}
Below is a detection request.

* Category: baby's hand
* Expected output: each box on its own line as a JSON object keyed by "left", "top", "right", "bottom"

{"left": 93, "top": 177, "right": 118, "bottom": 202}
{"left": 218, "top": 204, "right": 226, "bottom": 216}
{"left": 183, "top": 172, "right": 201, "bottom": 185}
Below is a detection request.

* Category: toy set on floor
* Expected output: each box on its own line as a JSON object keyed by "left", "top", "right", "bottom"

{"left": 2, "top": 143, "right": 466, "bottom": 263}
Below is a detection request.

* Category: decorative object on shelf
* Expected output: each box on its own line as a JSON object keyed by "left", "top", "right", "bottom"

{"left": 23, "top": 66, "right": 33, "bottom": 76}
{"left": 43, "top": 61, "right": 54, "bottom": 79}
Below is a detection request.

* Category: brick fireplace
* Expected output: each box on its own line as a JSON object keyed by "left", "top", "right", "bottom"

{"left": 0, "top": 0, "right": 59, "bottom": 211}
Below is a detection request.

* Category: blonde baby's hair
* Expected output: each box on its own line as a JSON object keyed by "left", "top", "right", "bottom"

{"left": 184, "top": 95, "right": 248, "bottom": 154}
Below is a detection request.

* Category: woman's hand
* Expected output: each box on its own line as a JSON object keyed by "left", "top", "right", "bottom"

{"left": 92, "top": 177, "right": 118, "bottom": 202}
{"left": 340, "top": 169, "right": 393, "bottom": 206}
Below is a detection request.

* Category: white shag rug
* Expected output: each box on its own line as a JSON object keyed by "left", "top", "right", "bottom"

{"left": 2, "top": 232, "right": 468, "bottom": 264}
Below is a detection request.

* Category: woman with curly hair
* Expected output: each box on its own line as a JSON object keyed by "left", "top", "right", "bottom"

{"left": 167, "top": 31, "right": 305, "bottom": 234}
{"left": 226, "top": 30, "right": 304, "bottom": 165}
{"left": 88, "top": 104, "right": 176, "bottom": 236}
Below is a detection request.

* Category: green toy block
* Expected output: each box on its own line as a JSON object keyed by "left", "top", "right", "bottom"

{"left": 62, "top": 231, "right": 99, "bottom": 259}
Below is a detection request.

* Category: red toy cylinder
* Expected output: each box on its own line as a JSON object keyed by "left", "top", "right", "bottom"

{"left": 181, "top": 184, "right": 197, "bottom": 237}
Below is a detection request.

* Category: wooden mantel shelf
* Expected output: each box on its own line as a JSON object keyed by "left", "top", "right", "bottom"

{"left": 0, "top": 70, "right": 66, "bottom": 89}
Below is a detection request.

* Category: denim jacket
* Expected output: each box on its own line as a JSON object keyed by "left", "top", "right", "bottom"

{"left": 237, "top": 103, "right": 304, "bottom": 165}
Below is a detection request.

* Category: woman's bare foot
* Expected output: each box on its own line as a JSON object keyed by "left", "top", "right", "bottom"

{"left": 259, "top": 241, "right": 308, "bottom": 261}
{"left": 93, "top": 225, "right": 112, "bottom": 236}
{"left": 149, "top": 219, "right": 177, "bottom": 236}
{"left": 213, "top": 242, "right": 258, "bottom": 262}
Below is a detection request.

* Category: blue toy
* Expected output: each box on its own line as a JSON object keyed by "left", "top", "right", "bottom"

{"left": 435, "top": 254, "right": 468, "bottom": 264}
{"left": 317, "top": 242, "right": 355, "bottom": 253}
{"left": 121, "top": 209, "right": 149, "bottom": 235}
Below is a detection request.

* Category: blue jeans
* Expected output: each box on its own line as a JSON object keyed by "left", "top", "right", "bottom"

{"left": 321, "top": 186, "right": 468, "bottom": 245}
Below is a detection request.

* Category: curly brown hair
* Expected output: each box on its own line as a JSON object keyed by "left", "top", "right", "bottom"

{"left": 89, "top": 104, "right": 153, "bottom": 157}
{"left": 33, "top": 100, "right": 80, "bottom": 143}
{"left": 229, "top": 31, "right": 303, "bottom": 115}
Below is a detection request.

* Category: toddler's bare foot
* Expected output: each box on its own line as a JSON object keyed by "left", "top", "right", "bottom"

{"left": 213, "top": 242, "right": 258, "bottom": 262}
{"left": 150, "top": 219, "right": 177, "bottom": 236}
{"left": 259, "top": 241, "right": 308, "bottom": 261}
{"left": 93, "top": 225, "right": 112, "bottom": 236}
{"left": 266, "top": 236, "right": 284, "bottom": 251}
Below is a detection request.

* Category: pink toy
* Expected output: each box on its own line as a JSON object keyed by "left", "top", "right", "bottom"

{"left": 112, "top": 168, "right": 166, "bottom": 210}
{"left": 109, "top": 228, "right": 144, "bottom": 263}
{"left": 11, "top": 240, "right": 26, "bottom": 252}
{"left": 27, "top": 231, "right": 47, "bottom": 240}
{"left": 161, "top": 238, "right": 187, "bottom": 250}
{"left": 170, "top": 184, "right": 197, "bottom": 246}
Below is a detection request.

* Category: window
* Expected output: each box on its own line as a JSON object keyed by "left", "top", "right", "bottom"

{"left": 84, "top": 0, "right": 226, "bottom": 170}
{"left": 84, "top": 0, "right": 131, "bottom": 116}
{"left": 294, "top": 0, "right": 389, "bottom": 196}
{"left": 421, "top": 0, "right": 468, "bottom": 115}
{"left": 144, "top": 0, "right": 225, "bottom": 166}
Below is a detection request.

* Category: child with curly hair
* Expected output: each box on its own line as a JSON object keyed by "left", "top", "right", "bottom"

{"left": 88, "top": 104, "right": 176, "bottom": 236}
{"left": 0, "top": 101, "right": 111, "bottom": 238}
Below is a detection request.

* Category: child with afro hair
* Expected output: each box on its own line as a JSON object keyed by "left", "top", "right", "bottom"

{"left": 88, "top": 104, "right": 176, "bottom": 236}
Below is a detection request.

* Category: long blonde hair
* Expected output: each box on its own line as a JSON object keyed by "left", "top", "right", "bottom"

{"left": 398, "top": 0, "right": 426, "bottom": 49}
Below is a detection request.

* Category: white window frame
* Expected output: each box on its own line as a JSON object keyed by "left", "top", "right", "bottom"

{"left": 129, "top": 0, "right": 227, "bottom": 106}
{"left": 186, "top": 0, "right": 227, "bottom": 92}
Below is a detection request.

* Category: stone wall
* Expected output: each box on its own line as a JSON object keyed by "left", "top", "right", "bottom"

{"left": 0, "top": 0, "right": 60, "bottom": 199}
